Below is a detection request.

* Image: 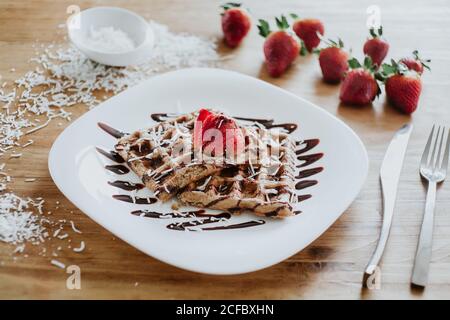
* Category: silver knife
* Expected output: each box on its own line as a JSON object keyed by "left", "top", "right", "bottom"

{"left": 362, "top": 124, "right": 413, "bottom": 287}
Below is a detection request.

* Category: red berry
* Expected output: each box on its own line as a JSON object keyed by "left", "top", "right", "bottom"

{"left": 400, "top": 58, "right": 423, "bottom": 74}
{"left": 293, "top": 18, "right": 324, "bottom": 52}
{"left": 194, "top": 109, "right": 244, "bottom": 156}
{"left": 398, "top": 50, "right": 430, "bottom": 75}
{"left": 339, "top": 69, "right": 379, "bottom": 105}
{"left": 385, "top": 74, "right": 422, "bottom": 114}
{"left": 319, "top": 47, "right": 349, "bottom": 83}
{"left": 221, "top": 8, "right": 251, "bottom": 48}
{"left": 363, "top": 27, "right": 389, "bottom": 67}
{"left": 363, "top": 38, "right": 389, "bottom": 67}
{"left": 263, "top": 31, "right": 300, "bottom": 77}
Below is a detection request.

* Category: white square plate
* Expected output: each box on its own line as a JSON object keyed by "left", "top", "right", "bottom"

{"left": 49, "top": 68, "right": 368, "bottom": 275}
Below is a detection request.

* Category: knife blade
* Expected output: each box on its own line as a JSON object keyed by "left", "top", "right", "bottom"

{"left": 363, "top": 123, "right": 413, "bottom": 287}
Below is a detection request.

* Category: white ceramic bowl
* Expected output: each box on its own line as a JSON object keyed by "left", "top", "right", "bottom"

{"left": 67, "top": 7, "right": 154, "bottom": 67}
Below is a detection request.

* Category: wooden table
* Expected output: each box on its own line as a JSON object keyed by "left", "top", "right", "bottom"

{"left": 1, "top": 0, "right": 449, "bottom": 299}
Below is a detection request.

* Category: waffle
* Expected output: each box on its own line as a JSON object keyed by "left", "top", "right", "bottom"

{"left": 114, "top": 112, "right": 221, "bottom": 201}
{"left": 178, "top": 126, "right": 298, "bottom": 218}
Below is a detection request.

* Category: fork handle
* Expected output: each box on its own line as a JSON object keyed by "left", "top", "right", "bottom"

{"left": 411, "top": 181, "right": 437, "bottom": 287}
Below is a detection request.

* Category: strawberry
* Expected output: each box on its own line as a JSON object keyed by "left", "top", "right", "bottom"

{"left": 339, "top": 57, "right": 380, "bottom": 105}
{"left": 317, "top": 38, "right": 349, "bottom": 83}
{"left": 399, "top": 50, "right": 430, "bottom": 75}
{"left": 221, "top": 3, "right": 251, "bottom": 48}
{"left": 292, "top": 16, "right": 324, "bottom": 52}
{"left": 258, "top": 16, "right": 300, "bottom": 77}
{"left": 379, "top": 59, "right": 425, "bottom": 114}
{"left": 363, "top": 26, "right": 389, "bottom": 67}
{"left": 385, "top": 74, "right": 422, "bottom": 114}
{"left": 193, "top": 109, "right": 244, "bottom": 157}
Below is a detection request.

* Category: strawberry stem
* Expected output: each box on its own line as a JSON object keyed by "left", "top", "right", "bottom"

{"left": 220, "top": 2, "right": 242, "bottom": 11}
{"left": 369, "top": 26, "right": 383, "bottom": 38}
{"left": 412, "top": 50, "right": 431, "bottom": 71}
{"left": 275, "top": 15, "right": 290, "bottom": 30}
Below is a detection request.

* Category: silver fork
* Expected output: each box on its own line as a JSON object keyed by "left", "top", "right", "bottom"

{"left": 411, "top": 125, "right": 450, "bottom": 287}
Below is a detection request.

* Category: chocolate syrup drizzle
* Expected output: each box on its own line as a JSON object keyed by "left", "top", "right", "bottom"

{"left": 105, "top": 164, "right": 129, "bottom": 175}
{"left": 97, "top": 114, "right": 323, "bottom": 232}
{"left": 200, "top": 219, "right": 266, "bottom": 231}
{"left": 131, "top": 209, "right": 230, "bottom": 219}
{"left": 112, "top": 195, "right": 157, "bottom": 204}
{"left": 294, "top": 139, "right": 323, "bottom": 206}
{"left": 98, "top": 122, "right": 127, "bottom": 138}
{"left": 108, "top": 180, "right": 144, "bottom": 191}
{"left": 96, "top": 147, "right": 125, "bottom": 163}
{"left": 131, "top": 209, "right": 265, "bottom": 231}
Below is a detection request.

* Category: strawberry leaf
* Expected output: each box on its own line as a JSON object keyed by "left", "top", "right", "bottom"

{"left": 381, "top": 63, "right": 396, "bottom": 75}
{"left": 290, "top": 13, "right": 299, "bottom": 19}
{"left": 348, "top": 57, "right": 362, "bottom": 69}
{"left": 413, "top": 50, "right": 431, "bottom": 71}
{"left": 369, "top": 28, "right": 377, "bottom": 38}
{"left": 364, "top": 56, "right": 377, "bottom": 72}
{"left": 257, "top": 19, "right": 271, "bottom": 38}
{"left": 275, "top": 15, "right": 290, "bottom": 30}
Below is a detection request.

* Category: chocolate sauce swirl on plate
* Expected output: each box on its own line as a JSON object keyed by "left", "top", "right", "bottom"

{"left": 112, "top": 195, "right": 157, "bottom": 204}
{"left": 105, "top": 164, "right": 130, "bottom": 175}
{"left": 108, "top": 180, "right": 144, "bottom": 191}
{"left": 96, "top": 147, "right": 125, "bottom": 163}
{"left": 97, "top": 122, "right": 127, "bottom": 138}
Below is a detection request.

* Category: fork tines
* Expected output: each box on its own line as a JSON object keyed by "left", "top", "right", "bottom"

{"left": 421, "top": 125, "right": 450, "bottom": 177}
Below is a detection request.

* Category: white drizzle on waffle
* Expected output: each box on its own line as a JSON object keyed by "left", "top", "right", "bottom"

{"left": 101, "top": 110, "right": 322, "bottom": 219}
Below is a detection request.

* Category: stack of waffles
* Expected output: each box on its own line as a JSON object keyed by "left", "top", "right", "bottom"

{"left": 115, "top": 110, "right": 299, "bottom": 218}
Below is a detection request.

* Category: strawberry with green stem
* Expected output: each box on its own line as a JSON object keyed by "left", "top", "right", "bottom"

{"left": 378, "top": 58, "right": 427, "bottom": 114}
{"left": 316, "top": 38, "right": 349, "bottom": 83}
{"left": 339, "top": 56, "right": 381, "bottom": 105}
{"left": 363, "top": 26, "right": 389, "bottom": 67}
{"left": 221, "top": 2, "right": 251, "bottom": 48}
{"left": 257, "top": 15, "right": 301, "bottom": 77}
{"left": 399, "top": 50, "right": 430, "bottom": 75}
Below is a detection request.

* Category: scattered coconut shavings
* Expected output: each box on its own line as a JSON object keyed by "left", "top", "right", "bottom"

{"left": 73, "top": 240, "right": 85, "bottom": 253}
{"left": 0, "top": 193, "right": 45, "bottom": 244}
{"left": 69, "top": 220, "right": 82, "bottom": 234}
{"left": 50, "top": 259, "right": 65, "bottom": 269}
{"left": 0, "top": 20, "right": 222, "bottom": 266}
{"left": 0, "top": 20, "right": 221, "bottom": 153}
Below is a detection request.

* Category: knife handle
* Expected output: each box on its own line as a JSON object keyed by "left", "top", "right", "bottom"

{"left": 363, "top": 176, "right": 397, "bottom": 286}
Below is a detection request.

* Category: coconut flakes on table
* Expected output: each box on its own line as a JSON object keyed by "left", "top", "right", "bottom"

{"left": 0, "top": 21, "right": 220, "bottom": 154}
{"left": 0, "top": 193, "right": 46, "bottom": 244}
{"left": 0, "top": 20, "right": 222, "bottom": 262}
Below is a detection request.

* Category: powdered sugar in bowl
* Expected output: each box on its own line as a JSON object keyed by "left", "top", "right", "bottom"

{"left": 67, "top": 7, "right": 154, "bottom": 67}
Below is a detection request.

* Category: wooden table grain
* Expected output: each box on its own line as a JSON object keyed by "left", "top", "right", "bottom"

{"left": 1, "top": 0, "right": 449, "bottom": 299}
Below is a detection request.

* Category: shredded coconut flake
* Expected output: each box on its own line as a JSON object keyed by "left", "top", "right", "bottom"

{"left": 0, "top": 193, "right": 45, "bottom": 244}
{"left": 50, "top": 259, "right": 65, "bottom": 269}
{"left": 73, "top": 240, "right": 85, "bottom": 253}
{"left": 84, "top": 26, "right": 136, "bottom": 53}
{"left": 0, "top": 21, "right": 221, "bottom": 153}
